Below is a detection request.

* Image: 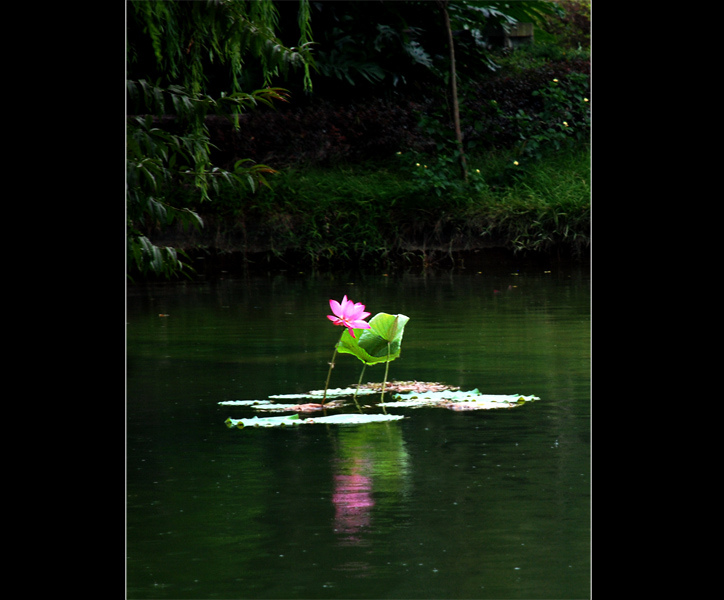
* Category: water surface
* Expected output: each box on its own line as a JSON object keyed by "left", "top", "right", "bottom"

{"left": 126, "top": 265, "right": 590, "bottom": 599}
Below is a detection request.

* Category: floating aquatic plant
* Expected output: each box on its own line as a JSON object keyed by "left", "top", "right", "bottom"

{"left": 269, "top": 388, "right": 378, "bottom": 400}
{"left": 254, "top": 400, "right": 347, "bottom": 413}
{"left": 381, "top": 389, "right": 540, "bottom": 410}
{"left": 225, "top": 415, "right": 304, "bottom": 428}
{"left": 225, "top": 413, "right": 405, "bottom": 429}
{"left": 220, "top": 384, "right": 539, "bottom": 422}
{"left": 220, "top": 294, "right": 539, "bottom": 431}
{"left": 218, "top": 399, "right": 274, "bottom": 406}
{"left": 355, "top": 380, "right": 459, "bottom": 394}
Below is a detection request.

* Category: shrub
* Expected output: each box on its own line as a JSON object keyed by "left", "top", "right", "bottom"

{"left": 201, "top": 56, "right": 590, "bottom": 170}
{"left": 546, "top": 0, "right": 591, "bottom": 50}
{"left": 205, "top": 96, "right": 429, "bottom": 170}
{"left": 511, "top": 72, "right": 590, "bottom": 159}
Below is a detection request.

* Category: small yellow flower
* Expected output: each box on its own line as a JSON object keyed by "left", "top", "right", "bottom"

{"left": 416, "top": 163, "right": 420, "bottom": 167}
{"left": 513, "top": 161, "right": 519, "bottom": 166}
{"left": 553, "top": 79, "right": 558, "bottom": 83}
{"left": 583, "top": 98, "right": 589, "bottom": 102}
{"left": 476, "top": 169, "right": 480, "bottom": 173}
{"left": 563, "top": 121, "right": 568, "bottom": 127}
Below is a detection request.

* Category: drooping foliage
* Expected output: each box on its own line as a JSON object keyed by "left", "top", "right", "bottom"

{"left": 126, "top": 0, "right": 314, "bottom": 279}
{"left": 274, "top": 0, "right": 562, "bottom": 100}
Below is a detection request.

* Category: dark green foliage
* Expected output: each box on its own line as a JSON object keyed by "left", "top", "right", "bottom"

{"left": 544, "top": 0, "right": 590, "bottom": 49}
{"left": 276, "top": 0, "right": 441, "bottom": 99}
{"left": 159, "top": 141, "right": 590, "bottom": 270}
{"left": 512, "top": 71, "right": 590, "bottom": 159}
{"left": 199, "top": 55, "right": 589, "bottom": 169}
{"left": 275, "top": 0, "right": 563, "bottom": 102}
{"left": 455, "top": 57, "right": 590, "bottom": 151}
{"left": 126, "top": 0, "right": 314, "bottom": 280}
{"left": 128, "top": 1, "right": 590, "bottom": 277}
{"left": 204, "top": 97, "right": 427, "bottom": 169}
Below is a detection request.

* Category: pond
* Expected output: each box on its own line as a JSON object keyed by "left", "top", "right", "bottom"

{"left": 126, "top": 263, "right": 590, "bottom": 599}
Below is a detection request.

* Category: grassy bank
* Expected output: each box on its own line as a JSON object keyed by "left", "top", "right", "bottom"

{"left": 153, "top": 141, "right": 590, "bottom": 271}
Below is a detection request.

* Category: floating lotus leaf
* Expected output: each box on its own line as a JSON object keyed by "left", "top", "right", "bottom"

{"left": 218, "top": 400, "right": 273, "bottom": 406}
{"left": 377, "top": 399, "right": 440, "bottom": 408}
{"left": 254, "top": 400, "right": 347, "bottom": 413}
{"left": 252, "top": 403, "right": 320, "bottom": 412}
{"left": 225, "top": 413, "right": 405, "bottom": 429}
{"left": 381, "top": 389, "right": 540, "bottom": 410}
{"left": 303, "top": 413, "right": 405, "bottom": 425}
{"left": 356, "top": 381, "right": 460, "bottom": 394}
{"left": 222, "top": 383, "right": 539, "bottom": 431}
{"left": 269, "top": 387, "right": 377, "bottom": 400}
{"left": 225, "top": 415, "right": 302, "bottom": 428}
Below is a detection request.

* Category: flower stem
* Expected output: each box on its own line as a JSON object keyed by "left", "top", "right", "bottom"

{"left": 322, "top": 331, "right": 345, "bottom": 405}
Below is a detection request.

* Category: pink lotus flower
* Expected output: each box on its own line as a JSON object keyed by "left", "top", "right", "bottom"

{"left": 327, "top": 295, "right": 371, "bottom": 338}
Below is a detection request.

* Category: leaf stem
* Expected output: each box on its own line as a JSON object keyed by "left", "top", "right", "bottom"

{"left": 353, "top": 364, "right": 366, "bottom": 413}
{"left": 379, "top": 342, "right": 390, "bottom": 414}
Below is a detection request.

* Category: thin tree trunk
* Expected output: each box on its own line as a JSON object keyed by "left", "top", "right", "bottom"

{"left": 438, "top": 0, "right": 467, "bottom": 181}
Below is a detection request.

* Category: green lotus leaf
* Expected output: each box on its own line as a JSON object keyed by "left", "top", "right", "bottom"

{"left": 336, "top": 328, "right": 389, "bottom": 365}
{"left": 337, "top": 313, "right": 409, "bottom": 365}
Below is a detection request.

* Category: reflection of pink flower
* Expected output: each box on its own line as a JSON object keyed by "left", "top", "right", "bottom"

{"left": 333, "top": 473, "right": 374, "bottom": 540}
{"left": 327, "top": 295, "right": 371, "bottom": 338}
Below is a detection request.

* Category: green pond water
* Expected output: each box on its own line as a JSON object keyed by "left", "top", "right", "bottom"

{"left": 126, "top": 265, "right": 590, "bottom": 599}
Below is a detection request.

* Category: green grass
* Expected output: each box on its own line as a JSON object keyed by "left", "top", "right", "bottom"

{"left": 463, "top": 146, "right": 591, "bottom": 255}
{"left": 180, "top": 143, "right": 590, "bottom": 268}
